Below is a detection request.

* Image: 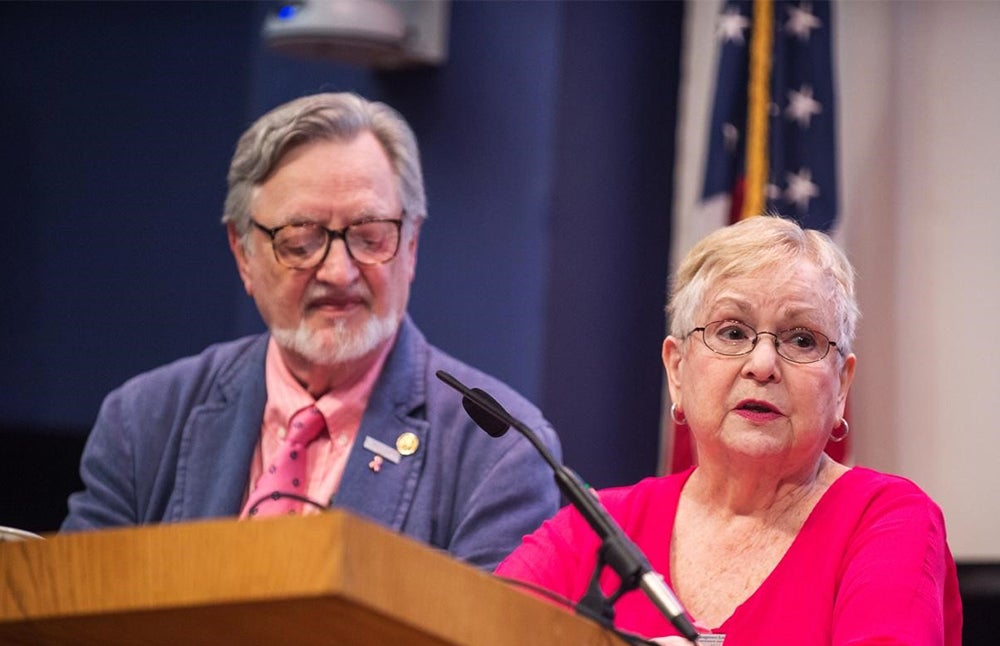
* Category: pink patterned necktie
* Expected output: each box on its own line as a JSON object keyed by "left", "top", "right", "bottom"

{"left": 243, "top": 405, "right": 327, "bottom": 519}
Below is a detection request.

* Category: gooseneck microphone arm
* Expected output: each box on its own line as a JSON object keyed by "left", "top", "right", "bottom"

{"left": 435, "top": 370, "right": 699, "bottom": 643}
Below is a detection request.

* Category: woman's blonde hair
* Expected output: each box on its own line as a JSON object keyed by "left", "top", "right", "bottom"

{"left": 667, "top": 215, "right": 860, "bottom": 354}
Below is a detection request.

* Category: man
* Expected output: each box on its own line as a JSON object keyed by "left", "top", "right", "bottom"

{"left": 62, "top": 93, "right": 562, "bottom": 570}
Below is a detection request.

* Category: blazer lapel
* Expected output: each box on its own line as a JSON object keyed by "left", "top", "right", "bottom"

{"left": 335, "top": 407, "right": 429, "bottom": 530}
{"left": 334, "top": 316, "right": 429, "bottom": 531}
{"left": 173, "top": 336, "right": 268, "bottom": 520}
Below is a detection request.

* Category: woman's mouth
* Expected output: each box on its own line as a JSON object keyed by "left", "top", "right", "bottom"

{"left": 734, "top": 400, "right": 782, "bottom": 422}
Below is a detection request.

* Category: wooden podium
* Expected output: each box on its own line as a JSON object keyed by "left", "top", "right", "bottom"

{"left": 0, "top": 511, "right": 626, "bottom": 645}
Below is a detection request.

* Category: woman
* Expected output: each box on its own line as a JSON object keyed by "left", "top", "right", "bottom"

{"left": 496, "top": 216, "right": 962, "bottom": 644}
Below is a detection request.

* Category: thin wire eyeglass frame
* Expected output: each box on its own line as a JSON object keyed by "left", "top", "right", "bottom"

{"left": 688, "top": 319, "right": 843, "bottom": 364}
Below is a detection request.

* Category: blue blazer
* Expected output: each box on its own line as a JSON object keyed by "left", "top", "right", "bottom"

{"left": 62, "top": 316, "right": 563, "bottom": 570}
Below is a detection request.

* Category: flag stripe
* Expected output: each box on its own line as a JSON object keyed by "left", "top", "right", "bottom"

{"left": 744, "top": 0, "right": 773, "bottom": 218}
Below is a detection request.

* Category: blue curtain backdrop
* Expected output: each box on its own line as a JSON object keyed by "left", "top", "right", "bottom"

{"left": 0, "top": 0, "right": 682, "bottom": 531}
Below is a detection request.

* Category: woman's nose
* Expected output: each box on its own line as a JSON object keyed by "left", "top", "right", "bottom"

{"left": 742, "top": 332, "right": 781, "bottom": 382}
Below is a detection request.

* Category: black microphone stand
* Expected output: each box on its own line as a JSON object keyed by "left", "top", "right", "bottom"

{"left": 436, "top": 370, "right": 699, "bottom": 643}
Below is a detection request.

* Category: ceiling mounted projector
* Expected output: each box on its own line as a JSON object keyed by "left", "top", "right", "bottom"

{"left": 263, "top": 0, "right": 450, "bottom": 70}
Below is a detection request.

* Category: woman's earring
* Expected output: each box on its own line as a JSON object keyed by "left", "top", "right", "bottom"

{"left": 830, "top": 418, "right": 850, "bottom": 442}
{"left": 670, "top": 403, "right": 686, "bottom": 426}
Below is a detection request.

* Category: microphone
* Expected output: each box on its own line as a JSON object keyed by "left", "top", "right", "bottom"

{"left": 436, "top": 370, "right": 699, "bottom": 643}
{"left": 461, "top": 390, "right": 509, "bottom": 438}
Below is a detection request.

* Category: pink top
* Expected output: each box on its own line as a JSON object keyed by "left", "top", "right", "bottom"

{"left": 241, "top": 337, "right": 392, "bottom": 517}
{"left": 496, "top": 467, "right": 962, "bottom": 644}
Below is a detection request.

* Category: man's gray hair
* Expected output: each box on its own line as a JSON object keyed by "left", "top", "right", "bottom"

{"left": 222, "top": 92, "right": 426, "bottom": 237}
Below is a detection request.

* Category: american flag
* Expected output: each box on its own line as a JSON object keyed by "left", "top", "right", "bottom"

{"left": 666, "top": 0, "right": 846, "bottom": 473}
{"left": 704, "top": 0, "right": 837, "bottom": 227}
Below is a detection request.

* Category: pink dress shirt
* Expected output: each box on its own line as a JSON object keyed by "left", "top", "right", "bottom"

{"left": 240, "top": 337, "right": 392, "bottom": 517}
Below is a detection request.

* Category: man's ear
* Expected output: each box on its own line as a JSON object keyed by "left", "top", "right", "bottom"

{"left": 227, "top": 223, "right": 253, "bottom": 296}
{"left": 404, "top": 221, "right": 420, "bottom": 282}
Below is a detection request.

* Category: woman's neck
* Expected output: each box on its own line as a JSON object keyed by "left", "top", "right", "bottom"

{"left": 687, "top": 453, "right": 845, "bottom": 520}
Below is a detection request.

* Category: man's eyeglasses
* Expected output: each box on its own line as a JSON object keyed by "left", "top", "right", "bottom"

{"left": 689, "top": 320, "right": 841, "bottom": 364}
{"left": 250, "top": 217, "right": 403, "bottom": 269}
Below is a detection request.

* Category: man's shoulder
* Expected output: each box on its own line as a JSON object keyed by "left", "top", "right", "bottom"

{"left": 391, "top": 318, "right": 543, "bottom": 416}
{"left": 116, "top": 334, "right": 267, "bottom": 397}
{"left": 422, "top": 343, "right": 561, "bottom": 459}
{"left": 379, "top": 318, "right": 559, "bottom": 455}
{"left": 424, "top": 344, "right": 543, "bottom": 418}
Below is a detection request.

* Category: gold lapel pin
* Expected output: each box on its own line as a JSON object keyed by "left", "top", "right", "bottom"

{"left": 395, "top": 431, "right": 420, "bottom": 456}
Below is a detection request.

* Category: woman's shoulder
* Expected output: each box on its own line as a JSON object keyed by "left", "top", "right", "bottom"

{"left": 825, "top": 466, "right": 947, "bottom": 529}
{"left": 594, "top": 469, "right": 694, "bottom": 522}
{"left": 599, "top": 468, "right": 691, "bottom": 498}
{"left": 838, "top": 466, "right": 937, "bottom": 500}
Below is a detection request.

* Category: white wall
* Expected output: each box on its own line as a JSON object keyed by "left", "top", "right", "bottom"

{"left": 676, "top": 0, "right": 1000, "bottom": 560}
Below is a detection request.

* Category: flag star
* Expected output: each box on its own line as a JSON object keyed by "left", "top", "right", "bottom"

{"left": 785, "top": 1, "right": 822, "bottom": 41}
{"left": 785, "top": 168, "right": 819, "bottom": 211}
{"left": 786, "top": 84, "right": 822, "bottom": 128}
{"left": 717, "top": 6, "right": 750, "bottom": 44}
{"left": 766, "top": 182, "right": 782, "bottom": 201}
{"left": 722, "top": 122, "right": 740, "bottom": 153}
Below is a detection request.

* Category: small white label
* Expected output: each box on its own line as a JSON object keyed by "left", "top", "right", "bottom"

{"left": 363, "top": 435, "right": 402, "bottom": 464}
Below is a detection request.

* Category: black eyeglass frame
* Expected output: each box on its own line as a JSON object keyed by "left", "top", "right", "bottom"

{"left": 688, "top": 319, "right": 843, "bottom": 364}
{"left": 250, "top": 216, "right": 404, "bottom": 269}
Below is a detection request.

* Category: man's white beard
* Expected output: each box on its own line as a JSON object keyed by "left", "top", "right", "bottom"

{"left": 270, "top": 311, "right": 400, "bottom": 366}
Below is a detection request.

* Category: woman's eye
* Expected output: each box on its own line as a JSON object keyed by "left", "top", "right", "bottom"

{"left": 718, "top": 324, "right": 750, "bottom": 340}
{"left": 788, "top": 331, "right": 818, "bottom": 348}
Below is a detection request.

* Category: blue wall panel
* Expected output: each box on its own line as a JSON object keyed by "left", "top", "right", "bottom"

{"left": 0, "top": 1, "right": 683, "bottom": 532}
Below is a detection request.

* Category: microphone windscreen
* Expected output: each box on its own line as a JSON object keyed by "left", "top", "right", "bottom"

{"left": 463, "top": 391, "right": 510, "bottom": 437}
